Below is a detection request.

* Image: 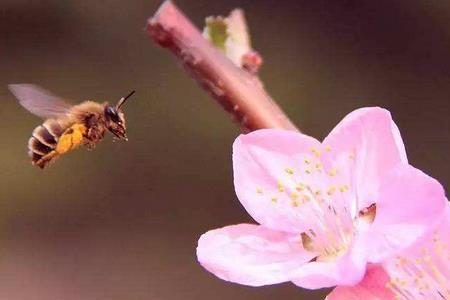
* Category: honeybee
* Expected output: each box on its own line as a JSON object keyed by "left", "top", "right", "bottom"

{"left": 9, "top": 84, "right": 135, "bottom": 169}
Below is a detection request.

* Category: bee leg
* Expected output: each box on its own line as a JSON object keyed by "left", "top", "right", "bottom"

{"left": 84, "top": 131, "right": 97, "bottom": 150}
{"left": 34, "top": 124, "right": 87, "bottom": 168}
{"left": 34, "top": 151, "right": 59, "bottom": 169}
{"left": 85, "top": 142, "right": 97, "bottom": 150}
{"left": 56, "top": 124, "right": 87, "bottom": 153}
{"left": 85, "top": 125, "right": 105, "bottom": 148}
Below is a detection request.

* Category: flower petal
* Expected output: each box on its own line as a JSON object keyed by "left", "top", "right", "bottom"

{"left": 197, "top": 224, "right": 316, "bottom": 286}
{"left": 323, "top": 107, "right": 408, "bottom": 210}
{"left": 358, "top": 164, "right": 447, "bottom": 263}
{"left": 326, "top": 265, "right": 395, "bottom": 300}
{"left": 290, "top": 243, "right": 367, "bottom": 289}
{"left": 233, "top": 129, "right": 323, "bottom": 232}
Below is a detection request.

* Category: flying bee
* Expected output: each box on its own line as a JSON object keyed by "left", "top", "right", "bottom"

{"left": 9, "top": 84, "right": 135, "bottom": 169}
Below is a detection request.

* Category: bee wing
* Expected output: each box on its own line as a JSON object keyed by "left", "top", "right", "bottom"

{"left": 9, "top": 84, "right": 72, "bottom": 119}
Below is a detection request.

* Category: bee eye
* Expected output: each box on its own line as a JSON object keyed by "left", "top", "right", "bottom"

{"left": 105, "top": 106, "right": 120, "bottom": 122}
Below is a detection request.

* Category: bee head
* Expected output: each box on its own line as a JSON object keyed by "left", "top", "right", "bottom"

{"left": 104, "top": 90, "right": 135, "bottom": 141}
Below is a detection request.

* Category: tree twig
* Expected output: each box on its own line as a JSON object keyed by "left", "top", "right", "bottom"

{"left": 146, "top": 0, "right": 298, "bottom": 132}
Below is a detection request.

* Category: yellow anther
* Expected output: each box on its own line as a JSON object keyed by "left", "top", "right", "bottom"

{"left": 291, "top": 191, "right": 299, "bottom": 200}
{"left": 256, "top": 187, "right": 263, "bottom": 195}
{"left": 327, "top": 186, "right": 336, "bottom": 196}
{"left": 325, "top": 145, "right": 332, "bottom": 152}
{"left": 310, "top": 147, "right": 321, "bottom": 158}
{"left": 291, "top": 200, "right": 299, "bottom": 207}
{"left": 305, "top": 168, "right": 312, "bottom": 174}
{"left": 314, "top": 189, "right": 322, "bottom": 196}
{"left": 278, "top": 181, "right": 284, "bottom": 192}
{"left": 285, "top": 167, "right": 294, "bottom": 175}
{"left": 339, "top": 185, "right": 349, "bottom": 193}
{"left": 271, "top": 196, "right": 278, "bottom": 203}
{"left": 296, "top": 183, "right": 305, "bottom": 192}
{"left": 328, "top": 168, "right": 338, "bottom": 177}
{"left": 315, "top": 162, "right": 323, "bottom": 170}
{"left": 304, "top": 158, "right": 311, "bottom": 165}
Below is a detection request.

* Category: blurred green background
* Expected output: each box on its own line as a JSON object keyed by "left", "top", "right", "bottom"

{"left": 0, "top": 0, "right": 448, "bottom": 299}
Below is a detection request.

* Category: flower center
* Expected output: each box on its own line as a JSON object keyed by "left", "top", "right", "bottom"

{"left": 297, "top": 181, "right": 355, "bottom": 259}
{"left": 262, "top": 146, "right": 372, "bottom": 259}
{"left": 386, "top": 232, "right": 450, "bottom": 300}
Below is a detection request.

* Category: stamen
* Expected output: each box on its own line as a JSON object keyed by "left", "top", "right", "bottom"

{"left": 328, "top": 168, "right": 338, "bottom": 177}
{"left": 285, "top": 167, "right": 295, "bottom": 175}
{"left": 261, "top": 156, "right": 361, "bottom": 260}
{"left": 278, "top": 181, "right": 284, "bottom": 192}
{"left": 310, "top": 147, "right": 321, "bottom": 158}
{"left": 385, "top": 232, "right": 450, "bottom": 300}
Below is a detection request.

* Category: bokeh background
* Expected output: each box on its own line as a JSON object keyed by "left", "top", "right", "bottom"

{"left": 0, "top": 0, "right": 449, "bottom": 299}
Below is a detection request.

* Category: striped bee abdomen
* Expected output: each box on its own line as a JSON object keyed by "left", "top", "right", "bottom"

{"left": 28, "top": 120, "right": 64, "bottom": 167}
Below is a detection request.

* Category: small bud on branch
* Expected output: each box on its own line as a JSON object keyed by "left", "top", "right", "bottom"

{"left": 146, "top": 0, "right": 298, "bottom": 132}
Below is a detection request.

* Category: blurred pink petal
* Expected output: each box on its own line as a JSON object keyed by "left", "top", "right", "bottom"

{"left": 356, "top": 164, "right": 447, "bottom": 263}
{"left": 381, "top": 203, "right": 450, "bottom": 299}
{"left": 197, "top": 224, "right": 316, "bottom": 286}
{"left": 326, "top": 266, "right": 395, "bottom": 300}
{"left": 327, "top": 204, "right": 450, "bottom": 300}
{"left": 197, "top": 107, "right": 446, "bottom": 289}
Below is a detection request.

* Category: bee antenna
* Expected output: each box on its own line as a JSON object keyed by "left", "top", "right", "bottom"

{"left": 116, "top": 90, "right": 135, "bottom": 109}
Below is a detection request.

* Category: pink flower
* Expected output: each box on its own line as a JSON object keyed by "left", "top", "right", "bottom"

{"left": 326, "top": 265, "right": 395, "bottom": 300}
{"left": 196, "top": 107, "right": 448, "bottom": 289}
{"left": 327, "top": 203, "right": 450, "bottom": 300}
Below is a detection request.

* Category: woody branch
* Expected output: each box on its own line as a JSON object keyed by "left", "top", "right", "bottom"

{"left": 146, "top": 0, "right": 298, "bottom": 132}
